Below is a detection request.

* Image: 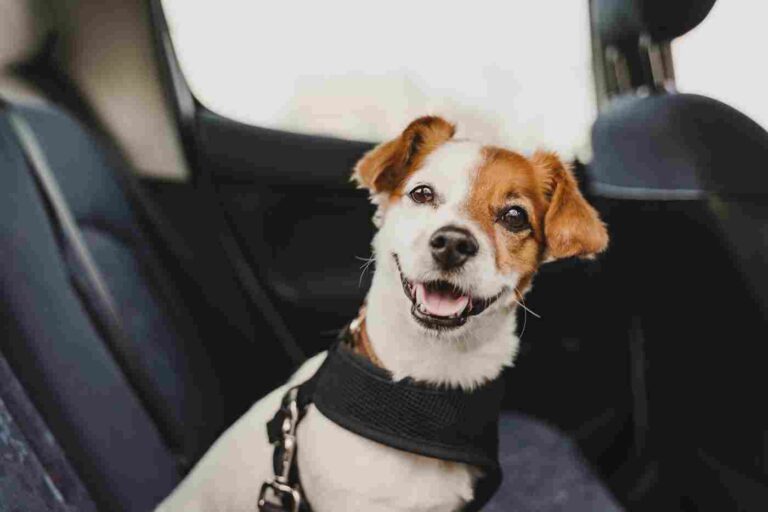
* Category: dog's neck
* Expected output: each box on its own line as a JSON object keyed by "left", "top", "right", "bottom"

{"left": 348, "top": 307, "right": 383, "bottom": 367}
{"left": 360, "top": 263, "right": 520, "bottom": 390}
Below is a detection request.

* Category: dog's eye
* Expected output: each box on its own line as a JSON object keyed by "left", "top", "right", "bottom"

{"left": 409, "top": 185, "right": 434, "bottom": 204}
{"left": 499, "top": 206, "right": 530, "bottom": 232}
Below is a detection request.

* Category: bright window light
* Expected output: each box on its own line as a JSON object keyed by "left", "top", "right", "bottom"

{"left": 674, "top": 0, "right": 768, "bottom": 131}
{"left": 161, "top": 1, "right": 595, "bottom": 160}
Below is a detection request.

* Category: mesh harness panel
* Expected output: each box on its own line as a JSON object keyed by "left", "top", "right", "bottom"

{"left": 264, "top": 334, "right": 505, "bottom": 511}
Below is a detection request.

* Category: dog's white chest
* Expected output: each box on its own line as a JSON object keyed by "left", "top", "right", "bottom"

{"left": 297, "top": 406, "right": 477, "bottom": 512}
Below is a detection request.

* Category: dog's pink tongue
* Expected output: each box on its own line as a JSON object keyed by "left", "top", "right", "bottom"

{"left": 415, "top": 283, "right": 470, "bottom": 317}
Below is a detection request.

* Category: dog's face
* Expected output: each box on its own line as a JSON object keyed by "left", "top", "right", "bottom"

{"left": 354, "top": 116, "right": 607, "bottom": 336}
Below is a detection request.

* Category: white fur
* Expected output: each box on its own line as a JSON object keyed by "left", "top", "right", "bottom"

{"left": 156, "top": 140, "right": 522, "bottom": 512}
{"left": 297, "top": 407, "right": 478, "bottom": 512}
{"left": 369, "top": 141, "right": 520, "bottom": 387}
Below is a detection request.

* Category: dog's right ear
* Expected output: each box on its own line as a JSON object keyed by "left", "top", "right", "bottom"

{"left": 532, "top": 151, "right": 608, "bottom": 261}
{"left": 352, "top": 116, "right": 455, "bottom": 196}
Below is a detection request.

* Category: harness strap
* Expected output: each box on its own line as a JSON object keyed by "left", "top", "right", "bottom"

{"left": 259, "top": 335, "right": 505, "bottom": 511}
{"left": 260, "top": 382, "right": 316, "bottom": 512}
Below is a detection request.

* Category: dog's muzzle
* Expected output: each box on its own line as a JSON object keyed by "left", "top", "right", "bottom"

{"left": 394, "top": 254, "right": 506, "bottom": 330}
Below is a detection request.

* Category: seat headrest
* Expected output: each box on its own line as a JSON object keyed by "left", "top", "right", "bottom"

{"left": 594, "top": 0, "right": 717, "bottom": 45}
{"left": 590, "top": 93, "right": 768, "bottom": 199}
{"left": 0, "top": 0, "right": 52, "bottom": 103}
{"left": 0, "top": 0, "right": 51, "bottom": 70}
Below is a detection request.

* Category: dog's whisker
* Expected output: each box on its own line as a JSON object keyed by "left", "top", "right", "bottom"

{"left": 512, "top": 291, "right": 541, "bottom": 319}
{"left": 356, "top": 255, "right": 376, "bottom": 270}
{"left": 512, "top": 291, "right": 538, "bottom": 341}
{"left": 518, "top": 301, "right": 528, "bottom": 340}
{"left": 356, "top": 254, "right": 376, "bottom": 287}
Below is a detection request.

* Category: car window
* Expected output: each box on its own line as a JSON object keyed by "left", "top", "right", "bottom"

{"left": 673, "top": 1, "right": 768, "bottom": 130}
{"left": 161, "top": 0, "right": 595, "bottom": 159}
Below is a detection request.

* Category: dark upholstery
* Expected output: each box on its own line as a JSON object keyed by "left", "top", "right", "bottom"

{"left": 0, "top": 349, "right": 97, "bottom": 512}
{"left": 0, "top": 393, "right": 73, "bottom": 512}
{"left": 18, "top": 104, "right": 226, "bottom": 449}
{"left": 589, "top": 90, "right": 768, "bottom": 509}
{"left": 487, "top": 413, "right": 622, "bottom": 512}
{"left": 591, "top": 93, "right": 768, "bottom": 199}
{"left": 0, "top": 102, "right": 228, "bottom": 511}
{"left": 594, "top": 0, "right": 717, "bottom": 44}
{"left": 705, "top": 198, "right": 768, "bottom": 317}
{"left": 0, "top": 104, "right": 177, "bottom": 509}
{"left": 591, "top": 91, "right": 768, "bottom": 315}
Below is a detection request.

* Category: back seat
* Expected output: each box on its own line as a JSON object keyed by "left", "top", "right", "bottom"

{"left": 0, "top": 98, "right": 269, "bottom": 510}
{"left": 590, "top": 92, "right": 768, "bottom": 509}
{"left": 0, "top": 345, "right": 98, "bottom": 511}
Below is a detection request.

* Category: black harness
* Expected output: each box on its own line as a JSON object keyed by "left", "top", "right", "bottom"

{"left": 258, "top": 330, "right": 505, "bottom": 512}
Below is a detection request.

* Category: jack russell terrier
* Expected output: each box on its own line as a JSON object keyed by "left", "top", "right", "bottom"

{"left": 157, "top": 116, "right": 608, "bottom": 512}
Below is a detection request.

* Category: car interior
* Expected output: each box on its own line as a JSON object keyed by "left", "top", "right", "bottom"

{"left": 1, "top": 0, "right": 767, "bottom": 510}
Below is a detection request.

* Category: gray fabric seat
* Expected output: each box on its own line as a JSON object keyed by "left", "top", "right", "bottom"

{"left": 0, "top": 100, "right": 228, "bottom": 510}
{"left": 488, "top": 413, "right": 622, "bottom": 512}
{"left": 0, "top": 348, "right": 98, "bottom": 512}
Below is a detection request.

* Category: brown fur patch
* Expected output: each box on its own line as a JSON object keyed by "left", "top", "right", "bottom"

{"left": 353, "top": 116, "right": 455, "bottom": 195}
{"left": 466, "top": 147, "right": 608, "bottom": 281}
{"left": 530, "top": 151, "right": 609, "bottom": 260}
{"left": 466, "top": 147, "right": 547, "bottom": 282}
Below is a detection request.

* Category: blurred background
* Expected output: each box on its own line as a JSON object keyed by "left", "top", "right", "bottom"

{"left": 1, "top": 1, "right": 768, "bottom": 511}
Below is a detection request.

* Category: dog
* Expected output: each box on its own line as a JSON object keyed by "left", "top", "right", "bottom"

{"left": 156, "top": 115, "right": 608, "bottom": 512}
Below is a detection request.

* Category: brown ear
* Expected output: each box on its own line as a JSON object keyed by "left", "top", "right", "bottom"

{"left": 533, "top": 151, "right": 608, "bottom": 260}
{"left": 352, "top": 116, "right": 455, "bottom": 194}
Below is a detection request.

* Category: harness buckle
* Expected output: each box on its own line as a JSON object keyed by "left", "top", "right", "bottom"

{"left": 258, "top": 479, "right": 302, "bottom": 512}
{"left": 259, "top": 387, "right": 303, "bottom": 512}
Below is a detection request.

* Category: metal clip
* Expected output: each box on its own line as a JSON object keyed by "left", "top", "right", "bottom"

{"left": 258, "top": 479, "right": 302, "bottom": 512}
{"left": 277, "top": 387, "right": 299, "bottom": 481}
{"left": 258, "top": 387, "right": 303, "bottom": 512}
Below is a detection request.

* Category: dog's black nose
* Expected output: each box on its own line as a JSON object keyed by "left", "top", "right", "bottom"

{"left": 430, "top": 226, "right": 479, "bottom": 270}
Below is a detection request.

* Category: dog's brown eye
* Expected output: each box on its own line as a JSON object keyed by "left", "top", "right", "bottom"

{"left": 499, "top": 206, "right": 529, "bottom": 232}
{"left": 409, "top": 185, "right": 434, "bottom": 204}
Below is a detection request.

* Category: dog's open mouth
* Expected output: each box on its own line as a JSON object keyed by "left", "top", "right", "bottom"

{"left": 394, "top": 255, "right": 505, "bottom": 330}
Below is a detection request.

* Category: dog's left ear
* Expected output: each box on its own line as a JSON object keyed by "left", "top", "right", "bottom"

{"left": 533, "top": 151, "right": 608, "bottom": 261}
{"left": 352, "top": 116, "right": 455, "bottom": 196}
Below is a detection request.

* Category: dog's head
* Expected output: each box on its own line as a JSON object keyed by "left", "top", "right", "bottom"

{"left": 354, "top": 116, "right": 607, "bottom": 336}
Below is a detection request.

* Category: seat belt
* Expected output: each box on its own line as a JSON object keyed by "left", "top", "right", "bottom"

{"left": 6, "top": 108, "right": 185, "bottom": 464}
{"left": 149, "top": 3, "right": 307, "bottom": 366}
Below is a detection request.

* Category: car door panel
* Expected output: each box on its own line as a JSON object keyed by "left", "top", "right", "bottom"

{"left": 194, "top": 108, "right": 376, "bottom": 340}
